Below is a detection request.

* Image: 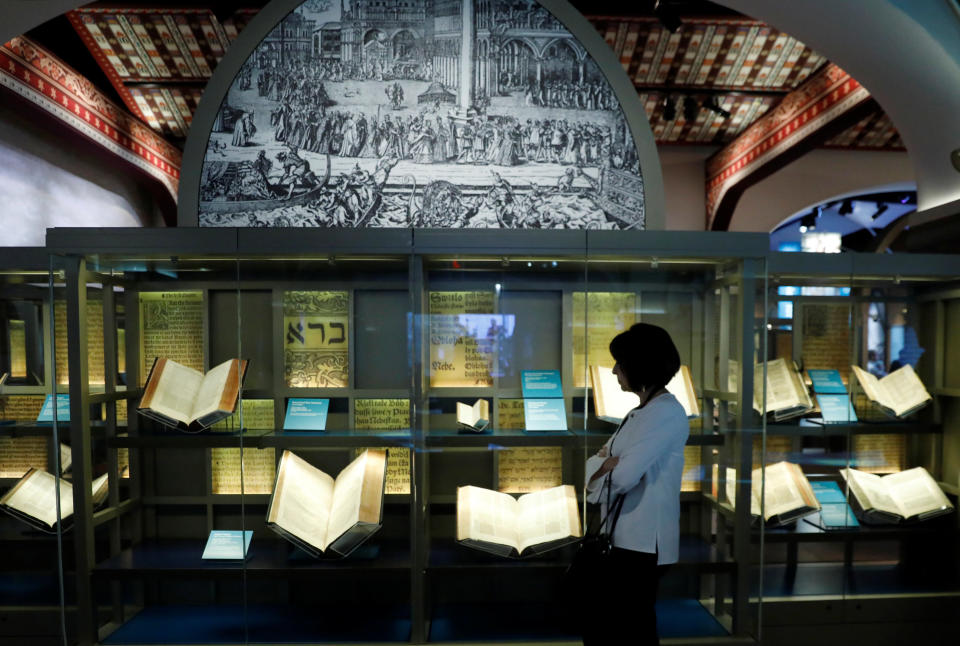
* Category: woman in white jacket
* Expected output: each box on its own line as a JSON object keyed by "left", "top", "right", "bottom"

{"left": 583, "top": 323, "right": 690, "bottom": 645}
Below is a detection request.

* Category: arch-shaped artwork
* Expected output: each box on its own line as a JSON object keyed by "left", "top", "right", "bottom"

{"left": 188, "top": 0, "right": 661, "bottom": 229}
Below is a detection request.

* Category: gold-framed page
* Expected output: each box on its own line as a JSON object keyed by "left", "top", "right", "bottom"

{"left": 211, "top": 446, "right": 276, "bottom": 495}
{"left": 0, "top": 437, "right": 48, "bottom": 479}
{"left": 428, "top": 291, "right": 495, "bottom": 387}
{"left": 283, "top": 291, "right": 349, "bottom": 388}
{"left": 8, "top": 319, "right": 27, "bottom": 378}
{"left": 497, "top": 398, "right": 526, "bottom": 430}
{"left": 55, "top": 299, "right": 106, "bottom": 385}
{"left": 572, "top": 292, "right": 636, "bottom": 388}
{"left": 138, "top": 292, "right": 204, "bottom": 387}
{"left": 497, "top": 446, "right": 563, "bottom": 493}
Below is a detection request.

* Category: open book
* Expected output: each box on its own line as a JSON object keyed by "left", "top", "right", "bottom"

{"left": 726, "top": 462, "right": 820, "bottom": 526}
{"left": 266, "top": 449, "right": 387, "bottom": 557}
{"left": 840, "top": 466, "right": 953, "bottom": 523}
{"left": 456, "top": 484, "right": 581, "bottom": 558}
{"left": 0, "top": 468, "right": 109, "bottom": 532}
{"left": 457, "top": 399, "right": 490, "bottom": 432}
{"left": 138, "top": 358, "right": 248, "bottom": 431}
{"left": 850, "top": 364, "right": 932, "bottom": 418}
{"left": 753, "top": 359, "right": 814, "bottom": 421}
{"left": 590, "top": 364, "right": 700, "bottom": 423}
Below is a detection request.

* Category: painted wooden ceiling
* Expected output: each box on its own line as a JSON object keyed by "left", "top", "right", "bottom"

{"left": 56, "top": 4, "right": 903, "bottom": 151}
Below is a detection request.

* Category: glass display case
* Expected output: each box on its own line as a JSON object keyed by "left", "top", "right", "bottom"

{"left": 17, "top": 228, "right": 957, "bottom": 646}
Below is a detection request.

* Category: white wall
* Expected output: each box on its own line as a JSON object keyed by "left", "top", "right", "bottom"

{"left": 0, "top": 99, "right": 161, "bottom": 246}
{"left": 659, "top": 147, "right": 712, "bottom": 231}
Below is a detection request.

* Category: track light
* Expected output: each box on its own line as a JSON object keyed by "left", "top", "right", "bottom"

{"left": 703, "top": 97, "right": 731, "bottom": 119}
{"left": 798, "top": 208, "right": 819, "bottom": 233}
{"left": 682, "top": 96, "right": 699, "bottom": 122}
{"left": 838, "top": 199, "right": 854, "bottom": 215}
{"left": 653, "top": 0, "right": 683, "bottom": 33}
{"left": 662, "top": 95, "right": 676, "bottom": 121}
{"left": 871, "top": 202, "right": 889, "bottom": 220}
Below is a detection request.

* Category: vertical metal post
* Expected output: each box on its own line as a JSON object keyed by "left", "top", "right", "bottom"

{"left": 65, "top": 256, "right": 96, "bottom": 645}
{"left": 409, "top": 252, "right": 427, "bottom": 643}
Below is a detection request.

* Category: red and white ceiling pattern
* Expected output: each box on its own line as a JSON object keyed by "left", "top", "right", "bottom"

{"left": 66, "top": 7, "right": 256, "bottom": 139}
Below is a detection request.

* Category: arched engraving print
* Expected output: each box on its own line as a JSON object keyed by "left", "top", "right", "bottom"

{"left": 198, "top": 0, "right": 645, "bottom": 229}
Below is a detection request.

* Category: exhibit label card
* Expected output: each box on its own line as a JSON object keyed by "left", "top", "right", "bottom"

{"left": 521, "top": 370, "right": 563, "bottom": 399}
{"left": 201, "top": 530, "right": 253, "bottom": 559}
{"left": 283, "top": 398, "right": 329, "bottom": 431}
{"left": 37, "top": 395, "right": 70, "bottom": 422}
{"left": 816, "top": 394, "right": 858, "bottom": 424}
{"left": 523, "top": 399, "right": 567, "bottom": 432}
{"left": 808, "top": 369, "right": 847, "bottom": 394}
{"left": 810, "top": 481, "right": 859, "bottom": 529}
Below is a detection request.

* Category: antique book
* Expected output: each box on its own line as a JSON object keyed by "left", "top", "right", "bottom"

{"left": 753, "top": 358, "right": 814, "bottom": 421}
{"left": 456, "top": 399, "right": 490, "bottom": 432}
{"left": 456, "top": 484, "right": 581, "bottom": 558}
{"left": 0, "top": 468, "right": 109, "bottom": 531}
{"left": 726, "top": 462, "right": 820, "bottom": 526}
{"left": 266, "top": 449, "right": 387, "bottom": 557}
{"left": 138, "top": 358, "right": 248, "bottom": 431}
{"left": 590, "top": 364, "right": 699, "bottom": 423}
{"left": 840, "top": 466, "right": 953, "bottom": 523}
{"left": 850, "top": 364, "right": 932, "bottom": 418}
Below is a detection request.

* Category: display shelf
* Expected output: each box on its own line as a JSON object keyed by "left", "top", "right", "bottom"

{"left": 764, "top": 422, "right": 943, "bottom": 436}
{"left": 93, "top": 538, "right": 411, "bottom": 577}
{"left": 424, "top": 428, "right": 575, "bottom": 447}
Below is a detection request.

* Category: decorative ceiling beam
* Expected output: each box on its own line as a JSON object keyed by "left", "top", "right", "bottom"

{"left": 705, "top": 62, "right": 875, "bottom": 230}
{"left": 0, "top": 36, "right": 181, "bottom": 200}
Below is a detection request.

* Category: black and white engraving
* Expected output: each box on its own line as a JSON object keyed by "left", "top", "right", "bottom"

{"left": 199, "top": 0, "right": 645, "bottom": 229}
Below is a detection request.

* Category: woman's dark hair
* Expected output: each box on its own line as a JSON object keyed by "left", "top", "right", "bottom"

{"left": 609, "top": 323, "right": 681, "bottom": 392}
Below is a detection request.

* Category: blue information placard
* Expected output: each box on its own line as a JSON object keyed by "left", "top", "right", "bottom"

{"left": 810, "top": 481, "right": 859, "bottom": 529}
{"left": 36, "top": 395, "right": 70, "bottom": 422}
{"left": 283, "top": 398, "right": 329, "bottom": 431}
{"left": 816, "top": 394, "right": 858, "bottom": 424}
{"left": 523, "top": 398, "right": 567, "bottom": 432}
{"left": 808, "top": 369, "right": 847, "bottom": 394}
{"left": 520, "top": 370, "right": 563, "bottom": 399}
{"left": 201, "top": 530, "right": 253, "bottom": 559}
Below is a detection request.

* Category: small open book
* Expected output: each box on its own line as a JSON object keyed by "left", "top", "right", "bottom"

{"left": 840, "top": 466, "right": 953, "bottom": 523}
{"left": 456, "top": 399, "right": 490, "bottom": 432}
{"left": 456, "top": 484, "right": 581, "bottom": 558}
{"left": 266, "top": 449, "right": 387, "bottom": 558}
{"left": 138, "top": 358, "right": 248, "bottom": 431}
{"left": 850, "top": 364, "right": 932, "bottom": 418}
{"left": 726, "top": 462, "right": 820, "bottom": 526}
{"left": 753, "top": 358, "right": 814, "bottom": 421}
{"left": 0, "top": 468, "right": 109, "bottom": 532}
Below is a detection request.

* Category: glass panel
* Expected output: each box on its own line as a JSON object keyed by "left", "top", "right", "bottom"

{"left": 421, "top": 252, "right": 586, "bottom": 641}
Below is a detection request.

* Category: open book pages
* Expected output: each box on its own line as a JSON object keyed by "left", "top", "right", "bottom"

{"left": 456, "top": 399, "right": 490, "bottom": 431}
{"left": 139, "top": 358, "right": 247, "bottom": 429}
{"left": 851, "top": 364, "right": 932, "bottom": 418}
{"left": 726, "top": 462, "right": 820, "bottom": 524}
{"left": 753, "top": 359, "right": 814, "bottom": 420}
{"left": 590, "top": 365, "right": 699, "bottom": 423}
{"left": 840, "top": 466, "right": 953, "bottom": 522}
{"left": 456, "top": 484, "right": 580, "bottom": 557}
{"left": 266, "top": 449, "right": 386, "bottom": 555}
{"left": 0, "top": 469, "right": 111, "bottom": 529}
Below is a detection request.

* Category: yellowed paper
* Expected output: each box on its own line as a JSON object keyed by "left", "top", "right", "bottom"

{"left": 284, "top": 291, "right": 349, "bottom": 387}
{"left": 138, "top": 292, "right": 204, "bottom": 387}
{"left": 572, "top": 292, "right": 635, "bottom": 387}
{"left": 428, "top": 291, "right": 495, "bottom": 387}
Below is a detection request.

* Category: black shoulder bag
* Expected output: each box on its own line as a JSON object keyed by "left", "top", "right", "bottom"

{"left": 563, "top": 474, "right": 625, "bottom": 595}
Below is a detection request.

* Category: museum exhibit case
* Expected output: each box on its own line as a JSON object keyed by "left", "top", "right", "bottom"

{"left": 8, "top": 227, "right": 954, "bottom": 645}
{"left": 744, "top": 252, "right": 960, "bottom": 642}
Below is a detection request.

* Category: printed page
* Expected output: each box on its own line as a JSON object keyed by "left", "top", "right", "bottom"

{"left": 840, "top": 468, "right": 901, "bottom": 517}
{"left": 515, "top": 485, "right": 578, "bottom": 553}
{"left": 145, "top": 361, "right": 203, "bottom": 425}
{"left": 326, "top": 452, "right": 370, "bottom": 548}
{"left": 1, "top": 470, "right": 73, "bottom": 528}
{"left": 456, "top": 485, "right": 519, "bottom": 552}
{"left": 851, "top": 365, "right": 882, "bottom": 404}
{"left": 269, "top": 451, "right": 335, "bottom": 552}
{"left": 189, "top": 359, "right": 235, "bottom": 423}
{"left": 885, "top": 467, "right": 952, "bottom": 517}
{"left": 757, "top": 359, "right": 802, "bottom": 413}
{"left": 754, "top": 462, "right": 805, "bottom": 519}
{"left": 879, "top": 365, "right": 931, "bottom": 416}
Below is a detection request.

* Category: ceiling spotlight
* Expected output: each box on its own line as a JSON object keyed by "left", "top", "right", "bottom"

{"left": 798, "top": 208, "right": 819, "bottom": 233}
{"left": 703, "top": 97, "right": 731, "bottom": 119}
{"left": 871, "top": 202, "right": 889, "bottom": 220}
{"left": 683, "top": 96, "right": 699, "bottom": 122}
{"left": 662, "top": 95, "right": 676, "bottom": 121}
{"left": 653, "top": 0, "right": 683, "bottom": 33}
{"left": 838, "top": 199, "right": 854, "bottom": 215}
